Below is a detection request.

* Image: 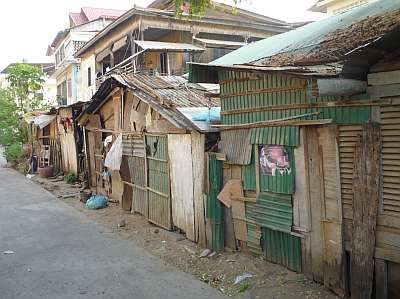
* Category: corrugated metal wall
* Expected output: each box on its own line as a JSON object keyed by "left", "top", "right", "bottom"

{"left": 220, "top": 129, "right": 252, "bottom": 165}
{"left": 250, "top": 126, "right": 300, "bottom": 147}
{"left": 249, "top": 192, "right": 293, "bottom": 233}
{"left": 243, "top": 146, "right": 256, "bottom": 191}
{"left": 218, "top": 70, "right": 371, "bottom": 126}
{"left": 207, "top": 154, "right": 225, "bottom": 252}
{"left": 215, "top": 69, "right": 374, "bottom": 275}
{"left": 262, "top": 227, "right": 302, "bottom": 273}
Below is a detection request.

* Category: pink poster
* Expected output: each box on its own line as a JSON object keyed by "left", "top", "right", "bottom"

{"left": 259, "top": 145, "right": 291, "bottom": 176}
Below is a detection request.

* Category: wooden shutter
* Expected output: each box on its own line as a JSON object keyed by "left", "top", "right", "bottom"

{"left": 338, "top": 125, "right": 363, "bottom": 219}
{"left": 381, "top": 105, "right": 400, "bottom": 214}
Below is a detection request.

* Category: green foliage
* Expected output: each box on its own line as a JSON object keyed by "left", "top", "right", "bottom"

{"left": 0, "top": 89, "right": 23, "bottom": 145}
{"left": 5, "top": 143, "right": 22, "bottom": 164}
{"left": 238, "top": 282, "right": 251, "bottom": 293}
{"left": 65, "top": 172, "right": 77, "bottom": 184}
{"left": 175, "top": 0, "right": 242, "bottom": 17}
{"left": 6, "top": 63, "right": 46, "bottom": 114}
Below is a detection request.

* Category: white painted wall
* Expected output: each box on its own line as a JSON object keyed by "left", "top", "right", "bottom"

{"left": 79, "top": 54, "right": 96, "bottom": 102}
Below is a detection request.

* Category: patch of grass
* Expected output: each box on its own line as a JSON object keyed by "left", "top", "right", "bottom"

{"left": 239, "top": 282, "right": 251, "bottom": 293}
{"left": 65, "top": 172, "right": 77, "bottom": 184}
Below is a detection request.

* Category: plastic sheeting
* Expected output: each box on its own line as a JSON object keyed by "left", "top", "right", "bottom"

{"left": 33, "top": 114, "right": 57, "bottom": 129}
{"left": 104, "top": 134, "right": 123, "bottom": 171}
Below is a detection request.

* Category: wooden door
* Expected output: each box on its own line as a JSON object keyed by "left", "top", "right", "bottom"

{"left": 145, "top": 134, "right": 172, "bottom": 230}
{"left": 305, "top": 126, "right": 344, "bottom": 296}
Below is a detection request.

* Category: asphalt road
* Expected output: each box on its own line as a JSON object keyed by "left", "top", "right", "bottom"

{"left": 0, "top": 168, "right": 227, "bottom": 299}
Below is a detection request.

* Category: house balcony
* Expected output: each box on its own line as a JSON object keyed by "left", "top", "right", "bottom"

{"left": 95, "top": 40, "right": 205, "bottom": 90}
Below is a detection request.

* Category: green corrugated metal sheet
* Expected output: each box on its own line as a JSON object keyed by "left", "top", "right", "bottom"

{"left": 260, "top": 146, "right": 295, "bottom": 195}
{"left": 247, "top": 192, "right": 292, "bottom": 233}
{"left": 218, "top": 70, "right": 371, "bottom": 126}
{"left": 246, "top": 222, "right": 262, "bottom": 255}
{"left": 250, "top": 126, "right": 300, "bottom": 146}
{"left": 262, "top": 227, "right": 302, "bottom": 273}
{"left": 207, "top": 154, "right": 224, "bottom": 252}
{"left": 243, "top": 146, "right": 256, "bottom": 190}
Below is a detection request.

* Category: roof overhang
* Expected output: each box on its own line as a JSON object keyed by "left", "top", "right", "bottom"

{"left": 193, "top": 37, "right": 246, "bottom": 49}
{"left": 134, "top": 40, "right": 205, "bottom": 52}
{"left": 189, "top": 62, "right": 342, "bottom": 84}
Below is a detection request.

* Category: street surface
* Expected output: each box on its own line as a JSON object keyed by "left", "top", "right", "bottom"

{"left": 0, "top": 168, "right": 227, "bottom": 299}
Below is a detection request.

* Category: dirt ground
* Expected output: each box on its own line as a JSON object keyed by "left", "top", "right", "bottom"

{"left": 31, "top": 175, "right": 338, "bottom": 299}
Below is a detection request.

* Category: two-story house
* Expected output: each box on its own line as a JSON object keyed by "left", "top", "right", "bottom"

{"left": 48, "top": 7, "right": 125, "bottom": 106}
{"left": 74, "top": 0, "right": 295, "bottom": 88}
{"left": 309, "top": 0, "right": 377, "bottom": 14}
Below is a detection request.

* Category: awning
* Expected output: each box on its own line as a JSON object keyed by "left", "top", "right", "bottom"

{"left": 33, "top": 114, "right": 57, "bottom": 129}
{"left": 134, "top": 40, "right": 204, "bottom": 52}
{"left": 193, "top": 37, "right": 246, "bottom": 49}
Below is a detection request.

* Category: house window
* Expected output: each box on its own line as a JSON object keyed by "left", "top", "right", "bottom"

{"left": 160, "top": 53, "right": 168, "bottom": 74}
{"left": 87, "top": 67, "right": 92, "bottom": 87}
{"left": 67, "top": 79, "right": 72, "bottom": 98}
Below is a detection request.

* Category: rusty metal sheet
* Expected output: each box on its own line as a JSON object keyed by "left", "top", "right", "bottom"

{"left": 220, "top": 129, "right": 252, "bottom": 165}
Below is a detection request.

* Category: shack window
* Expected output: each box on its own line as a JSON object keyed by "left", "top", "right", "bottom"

{"left": 87, "top": 67, "right": 92, "bottom": 87}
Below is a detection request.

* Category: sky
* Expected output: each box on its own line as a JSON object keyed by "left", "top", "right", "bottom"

{"left": 0, "top": 0, "right": 324, "bottom": 71}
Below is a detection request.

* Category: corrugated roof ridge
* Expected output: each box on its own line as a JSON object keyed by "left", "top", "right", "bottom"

{"left": 210, "top": 0, "right": 400, "bottom": 67}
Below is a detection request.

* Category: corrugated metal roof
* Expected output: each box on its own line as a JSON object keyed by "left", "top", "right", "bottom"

{"left": 220, "top": 129, "right": 252, "bottom": 165}
{"left": 208, "top": 0, "right": 400, "bottom": 67}
{"left": 80, "top": 73, "right": 220, "bottom": 132}
{"left": 134, "top": 40, "right": 204, "bottom": 52}
{"left": 247, "top": 192, "right": 293, "bottom": 233}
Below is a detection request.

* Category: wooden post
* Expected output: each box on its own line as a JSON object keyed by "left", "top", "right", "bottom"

{"left": 350, "top": 122, "right": 380, "bottom": 299}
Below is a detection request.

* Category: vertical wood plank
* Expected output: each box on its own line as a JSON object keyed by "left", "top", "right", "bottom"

{"left": 191, "top": 131, "right": 207, "bottom": 246}
{"left": 375, "top": 259, "right": 388, "bottom": 299}
{"left": 318, "top": 125, "right": 345, "bottom": 297}
{"left": 306, "top": 127, "right": 325, "bottom": 283}
{"left": 351, "top": 123, "right": 380, "bottom": 299}
{"left": 168, "top": 134, "right": 195, "bottom": 241}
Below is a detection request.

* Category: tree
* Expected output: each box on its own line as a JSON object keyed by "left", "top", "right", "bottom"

{"left": 175, "top": 0, "right": 242, "bottom": 17}
{"left": 0, "top": 89, "right": 22, "bottom": 145}
{"left": 6, "top": 63, "right": 46, "bottom": 114}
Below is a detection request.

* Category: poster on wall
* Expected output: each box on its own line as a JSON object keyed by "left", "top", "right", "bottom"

{"left": 259, "top": 145, "right": 291, "bottom": 176}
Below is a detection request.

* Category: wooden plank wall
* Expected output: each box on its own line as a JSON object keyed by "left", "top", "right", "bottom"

{"left": 168, "top": 134, "right": 196, "bottom": 241}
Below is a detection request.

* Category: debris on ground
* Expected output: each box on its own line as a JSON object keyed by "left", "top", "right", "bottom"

{"left": 234, "top": 273, "right": 253, "bottom": 285}
{"left": 86, "top": 195, "right": 108, "bottom": 210}
{"left": 31, "top": 175, "right": 339, "bottom": 299}
{"left": 118, "top": 219, "right": 126, "bottom": 228}
{"left": 199, "top": 248, "right": 212, "bottom": 258}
